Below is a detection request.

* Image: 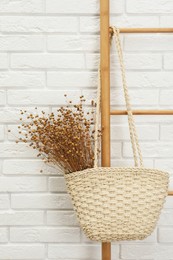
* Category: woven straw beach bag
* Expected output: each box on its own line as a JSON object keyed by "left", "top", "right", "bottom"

{"left": 65, "top": 27, "right": 169, "bottom": 242}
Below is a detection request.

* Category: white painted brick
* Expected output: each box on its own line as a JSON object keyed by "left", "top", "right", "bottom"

{"left": 0, "top": 16, "right": 78, "bottom": 33}
{"left": 46, "top": 211, "right": 78, "bottom": 226}
{"left": 49, "top": 177, "right": 66, "bottom": 192}
{"left": 80, "top": 16, "right": 159, "bottom": 33}
{"left": 0, "top": 35, "right": 45, "bottom": 51}
{"left": 0, "top": 72, "right": 45, "bottom": 88}
{"left": 164, "top": 54, "right": 173, "bottom": 70}
{"left": 46, "top": 0, "right": 123, "bottom": 14}
{"left": 110, "top": 15, "right": 159, "bottom": 28}
{"left": 0, "top": 107, "right": 49, "bottom": 124}
{"left": 161, "top": 16, "right": 173, "bottom": 27}
{"left": 155, "top": 160, "right": 173, "bottom": 174}
{"left": 160, "top": 125, "right": 173, "bottom": 140}
{"left": 0, "top": 0, "right": 44, "bottom": 13}
{"left": 79, "top": 17, "right": 99, "bottom": 33}
{"left": 11, "top": 53, "right": 85, "bottom": 69}
{"left": 46, "top": 0, "right": 98, "bottom": 14}
{"left": 0, "top": 194, "right": 10, "bottom": 209}
{"left": 111, "top": 115, "right": 173, "bottom": 124}
{"left": 0, "top": 245, "right": 45, "bottom": 259}
{"left": 47, "top": 259, "right": 101, "bottom": 260}
{"left": 86, "top": 53, "right": 162, "bottom": 70}
{"left": 0, "top": 177, "right": 47, "bottom": 192}
{"left": 0, "top": 143, "right": 37, "bottom": 158}
{"left": 163, "top": 196, "right": 173, "bottom": 209}
{"left": 0, "top": 54, "right": 8, "bottom": 69}
{"left": 0, "top": 108, "right": 24, "bottom": 124}
{"left": 126, "top": 0, "right": 173, "bottom": 13}
{"left": 124, "top": 35, "right": 173, "bottom": 51}
{"left": 47, "top": 35, "right": 99, "bottom": 52}
{"left": 11, "top": 194, "right": 72, "bottom": 209}
{"left": 111, "top": 159, "right": 154, "bottom": 168}
{"left": 111, "top": 142, "right": 122, "bottom": 158}
{"left": 85, "top": 53, "right": 100, "bottom": 70}
{"left": 0, "top": 160, "right": 3, "bottom": 176}
{"left": 111, "top": 89, "right": 159, "bottom": 107}
{"left": 7, "top": 124, "right": 28, "bottom": 141}
{"left": 0, "top": 228, "right": 8, "bottom": 242}
{"left": 48, "top": 245, "right": 101, "bottom": 259}
{"left": 111, "top": 72, "right": 173, "bottom": 88}
{"left": 47, "top": 71, "right": 97, "bottom": 88}
{"left": 123, "top": 142, "right": 173, "bottom": 158}
{"left": 10, "top": 227, "right": 80, "bottom": 242}
{"left": 158, "top": 209, "right": 173, "bottom": 225}
{"left": 8, "top": 90, "right": 95, "bottom": 106}
{"left": 158, "top": 228, "right": 173, "bottom": 242}
{"left": 0, "top": 125, "right": 4, "bottom": 140}
{"left": 8, "top": 86, "right": 159, "bottom": 106}
{"left": 160, "top": 90, "right": 173, "bottom": 105}
{"left": 111, "top": 125, "right": 159, "bottom": 140}
{"left": 0, "top": 90, "right": 6, "bottom": 106}
{"left": 48, "top": 244, "right": 119, "bottom": 260}
{"left": 121, "top": 244, "right": 173, "bottom": 259}
{"left": 3, "top": 159, "right": 58, "bottom": 175}
{"left": 0, "top": 211, "right": 44, "bottom": 225}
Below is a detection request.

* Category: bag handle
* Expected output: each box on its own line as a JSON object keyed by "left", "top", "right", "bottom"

{"left": 94, "top": 26, "right": 144, "bottom": 168}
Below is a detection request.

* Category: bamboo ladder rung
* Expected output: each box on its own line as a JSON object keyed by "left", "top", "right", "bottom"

{"left": 110, "top": 110, "right": 173, "bottom": 115}
{"left": 109, "top": 27, "right": 173, "bottom": 34}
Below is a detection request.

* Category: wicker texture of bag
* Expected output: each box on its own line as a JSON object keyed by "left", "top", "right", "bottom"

{"left": 65, "top": 27, "right": 169, "bottom": 242}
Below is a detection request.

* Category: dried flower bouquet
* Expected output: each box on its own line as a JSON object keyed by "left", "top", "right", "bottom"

{"left": 13, "top": 95, "right": 101, "bottom": 174}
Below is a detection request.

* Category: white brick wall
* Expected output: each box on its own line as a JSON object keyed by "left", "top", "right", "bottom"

{"left": 0, "top": 0, "right": 173, "bottom": 259}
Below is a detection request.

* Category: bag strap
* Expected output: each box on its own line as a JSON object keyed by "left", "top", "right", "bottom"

{"left": 94, "top": 26, "right": 144, "bottom": 168}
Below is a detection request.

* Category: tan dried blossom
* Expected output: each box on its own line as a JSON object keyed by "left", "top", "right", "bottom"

{"left": 15, "top": 96, "right": 101, "bottom": 174}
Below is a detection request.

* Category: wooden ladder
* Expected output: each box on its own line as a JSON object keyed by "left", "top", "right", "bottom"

{"left": 100, "top": 0, "right": 173, "bottom": 259}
